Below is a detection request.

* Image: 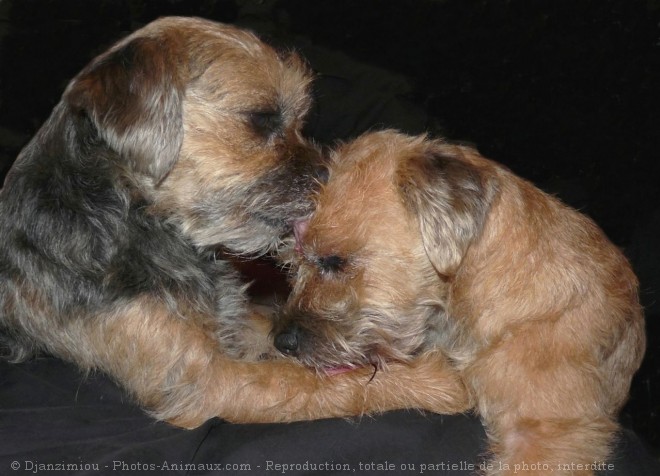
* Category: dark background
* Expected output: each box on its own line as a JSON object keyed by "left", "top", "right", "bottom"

{"left": 0, "top": 0, "right": 658, "bottom": 454}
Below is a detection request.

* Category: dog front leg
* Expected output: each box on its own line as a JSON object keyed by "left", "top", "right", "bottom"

{"left": 69, "top": 299, "right": 469, "bottom": 427}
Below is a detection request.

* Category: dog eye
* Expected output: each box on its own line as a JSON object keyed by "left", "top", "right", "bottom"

{"left": 248, "top": 110, "right": 283, "bottom": 137}
{"left": 317, "top": 255, "right": 346, "bottom": 273}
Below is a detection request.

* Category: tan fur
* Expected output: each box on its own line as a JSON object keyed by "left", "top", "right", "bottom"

{"left": 278, "top": 130, "right": 646, "bottom": 475}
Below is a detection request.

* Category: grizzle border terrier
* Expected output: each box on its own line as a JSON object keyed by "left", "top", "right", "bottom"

{"left": 0, "top": 19, "right": 467, "bottom": 429}
{"left": 276, "top": 130, "right": 646, "bottom": 474}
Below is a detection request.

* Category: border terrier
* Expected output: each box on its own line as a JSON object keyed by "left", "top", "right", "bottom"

{"left": 0, "top": 19, "right": 467, "bottom": 429}
{"left": 276, "top": 130, "right": 646, "bottom": 474}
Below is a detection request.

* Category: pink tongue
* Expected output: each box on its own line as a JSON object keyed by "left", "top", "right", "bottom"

{"left": 293, "top": 218, "right": 309, "bottom": 254}
{"left": 325, "top": 365, "right": 355, "bottom": 376}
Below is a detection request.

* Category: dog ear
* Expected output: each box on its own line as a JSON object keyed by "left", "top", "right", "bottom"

{"left": 64, "top": 36, "right": 185, "bottom": 183}
{"left": 397, "top": 142, "right": 496, "bottom": 276}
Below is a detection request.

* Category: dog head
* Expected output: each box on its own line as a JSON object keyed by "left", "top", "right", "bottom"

{"left": 61, "top": 17, "right": 320, "bottom": 254}
{"left": 274, "top": 130, "right": 496, "bottom": 371}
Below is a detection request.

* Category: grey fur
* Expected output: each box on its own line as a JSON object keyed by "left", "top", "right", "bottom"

{"left": 0, "top": 18, "right": 318, "bottom": 368}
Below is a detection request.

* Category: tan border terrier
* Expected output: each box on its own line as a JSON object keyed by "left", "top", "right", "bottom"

{"left": 276, "top": 130, "right": 646, "bottom": 474}
{"left": 0, "top": 19, "right": 467, "bottom": 429}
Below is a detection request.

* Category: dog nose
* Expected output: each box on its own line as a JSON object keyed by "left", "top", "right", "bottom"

{"left": 274, "top": 325, "right": 300, "bottom": 356}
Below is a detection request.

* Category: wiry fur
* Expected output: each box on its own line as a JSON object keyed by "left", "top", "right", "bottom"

{"left": 0, "top": 20, "right": 468, "bottom": 428}
{"left": 277, "top": 130, "right": 646, "bottom": 474}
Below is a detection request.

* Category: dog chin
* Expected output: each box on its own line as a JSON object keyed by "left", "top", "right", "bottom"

{"left": 191, "top": 218, "right": 285, "bottom": 255}
{"left": 252, "top": 212, "right": 289, "bottom": 231}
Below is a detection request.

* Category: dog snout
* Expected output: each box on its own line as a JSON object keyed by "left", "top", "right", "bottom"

{"left": 289, "top": 140, "right": 320, "bottom": 165}
{"left": 274, "top": 324, "right": 301, "bottom": 356}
